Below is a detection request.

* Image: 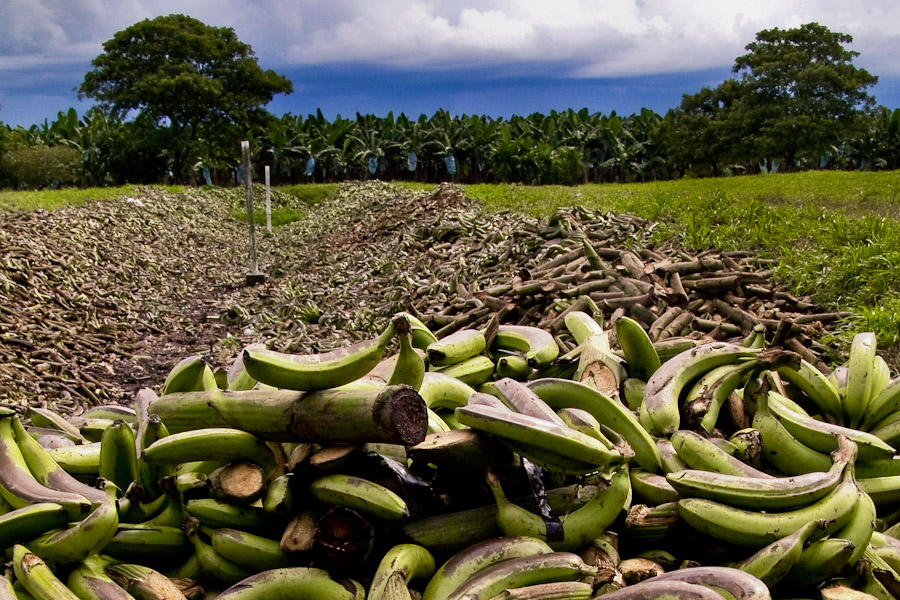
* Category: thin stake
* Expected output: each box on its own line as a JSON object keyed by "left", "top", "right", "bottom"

{"left": 241, "top": 141, "right": 265, "bottom": 285}
{"left": 265, "top": 165, "right": 272, "bottom": 234}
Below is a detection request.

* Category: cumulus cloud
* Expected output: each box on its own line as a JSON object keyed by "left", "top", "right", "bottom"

{"left": 0, "top": 0, "right": 897, "bottom": 78}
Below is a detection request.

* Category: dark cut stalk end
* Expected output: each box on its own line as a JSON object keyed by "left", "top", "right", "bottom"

{"left": 375, "top": 385, "right": 427, "bottom": 446}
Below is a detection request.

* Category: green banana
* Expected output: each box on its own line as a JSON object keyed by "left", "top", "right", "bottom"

{"left": 743, "top": 323, "right": 767, "bottom": 348}
{"left": 210, "top": 527, "right": 295, "bottom": 571}
{"left": 183, "top": 498, "right": 269, "bottom": 532}
{"left": 844, "top": 331, "right": 877, "bottom": 428}
{"left": 419, "top": 372, "right": 478, "bottom": 409}
{"left": 667, "top": 456, "right": 847, "bottom": 511}
{"left": 833, "top": 487, "right": 878, "bottom": 567}
{"left": 676, "top": 460, "right": 859, "bottom": 547}
{"left": 12, "top": 544, "right": 81, "bottom": 600}
{"left": 427, "top": 408, "right": 453, "bottom": 433}
{"left": 492, "top": 325, "right": 559, "bottom": 369}
{"left": 242, "top": 320, "right": 395, "bottom": 391}
{"left": 27, "top": 407, "right": 88, "bottom": 443}
{"left": 368, "top": 543, "right": 435, "bottom": 600}
{"left": 161, "top": 354, "right": 218, "bottom": 395}
{"left": 780, "top": 537, "right": 856, "bottom": 589}
{"left": 309, "top": 473, "right": 409, "bottom": 521}
{"left": 752, "top": 388, "right": 833, "bottom": 475}
{"left": 11, "top": 415, "right": 106, "bottom": 505}
{"left": 395, "top": 311, "right": 439, "bottom": 350}
{"left": 103, "top": 523, "right": 191, "bottom": 562}
{"left": 66, "top": 554, "right": 135, "bottom": 600}
{"left": 142, "top": 428, "right": 277, "bottom": 478}
{"left": 388, "top": 315, "right": 426, "bottom": 391}
{"left": 526, "top": 378, "right": 661, "bottom": 473}
{"left": 614, "top": 316, "right": 661, "bottom": 381}
{"left": 135, "top": 413, "right": 169, "bottom": 501}
{"left": 262, "top": 472, "right": 295, "bottom": 514}
{"left": 630, "top": 468, "right": 680, "bottom": 505}
{"left": 495, "top": 354, "right": 534, "bottom": 381}
{"left": 555, "top": 408, "right": 614, "bottom": 447}
{"left": 455, "top": 404, "right": 624, "bottom": 472}
{"left": 489, "top": 582, "right": 593, "bottom": 600}
{"left": 564, "top": 310, "right": 604, "bottom": 345}
{"left": 777, "top": 359, "right": 844, "bottom": 424}
{"left": 427, "top": 329, "right": 486, "bottom": 367}
{"left": 445, "top": 552, "right": 597, "bottom": 600}
{"left": 82, "top": 404, "right": 137, "bottom": 424}
{"left": 47, "top": 442, "right": 101, "bottom": 475}
{"left": 733, "top": 519, "right": 825, "bottom": 587}
{"left": 26, "top": 480, "right": 119, "bottom": 565}
{"left": 215, "top": 567, "right": 364, "bottom": 600}
{"left": 767, "top": 391, "right": 896, "bottom": 461}
{"left": 438, "top": 355, "right": 497, "bottom": 386}
{"left": 671, "top": 430, "right": 773, "bottom": 478}
{"left": 585, "top": 579, "right": 726, "bottom": 600}
{"left": 871, "top": 355, "right": 893, "bottom": 403}
{"left": 0, "top": 502, "right": 68, "bottom": 550}
{"left": 487, "top": 467, "right": 630, "bottom": 551}
{"left": 642, "top": 342, "right": 759, "bottom": 436}
{"left": 99, "top": 420, "right": 139, "bottom": 495}
{"left": 856, "top": 474, "right": 900, "bottom": 506}
{"left": 422, "top": 536, "right": 553, "bottom": 600}
{"left": 0, "top": 416, "right": 91, "bottom": 519}
{"left": 73, "top": 418, "right": 115, "bottom": 443}
{"left": 863, "top": 378, "right": 900, "bottom": 432}
{"left": 657, "top": 439, "right": 688, "bottom": 474}
{"left": 183, "top": 518, "right": 255, "bottom": 588}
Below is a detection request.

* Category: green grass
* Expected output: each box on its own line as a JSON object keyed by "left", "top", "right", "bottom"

{"left": 0, "top": 185, "right": 168, "bottom": 211}
{"left": 465, "top": 170, "right": 900, "bottom": 348}
{"left": 278, "top": 183, "right": 340, "bottom": 205}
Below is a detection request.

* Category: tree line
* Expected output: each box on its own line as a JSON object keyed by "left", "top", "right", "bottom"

{"left": 0, "top": 18, "right": 898, "bottom": 189}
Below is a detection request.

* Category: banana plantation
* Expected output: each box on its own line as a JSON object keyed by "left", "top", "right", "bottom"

{"left": 2, "top": 104, "right": 899, "bottom": 189}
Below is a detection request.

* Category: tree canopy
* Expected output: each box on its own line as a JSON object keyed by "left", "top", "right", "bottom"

{"left": 667, "top": 22, "right": 878, "bottom": 174}
{"left": 79, "top": 14, "right": 293, "bottom": 181}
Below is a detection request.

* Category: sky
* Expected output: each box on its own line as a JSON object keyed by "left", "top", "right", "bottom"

{"left": 1, "top": 1, "right": 899, "bottom": 128}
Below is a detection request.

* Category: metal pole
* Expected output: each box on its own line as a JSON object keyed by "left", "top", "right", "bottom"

{"left": 242, "top": 141, "right": 265, "bottom": 285}
{"left": 265, "top": 165, "right": 272, "bottom": 234}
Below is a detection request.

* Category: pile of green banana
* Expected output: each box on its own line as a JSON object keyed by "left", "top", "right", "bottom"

{"left": 5, "top": 310, "right": 900, "bottom": 600}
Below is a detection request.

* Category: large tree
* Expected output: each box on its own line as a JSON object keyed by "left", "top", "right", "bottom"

{"left": 667, "top": 22, "right": 878, "bottom": 174}
{"left": 79, "top": 14, "right": 292, "bottom": 181}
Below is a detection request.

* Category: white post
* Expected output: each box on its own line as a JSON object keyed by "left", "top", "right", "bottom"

{"left": 265, "top": 165, "right": 272, "bottom": 234}
{"left": 242, "top": 141, "right": 265, "bottom": 284}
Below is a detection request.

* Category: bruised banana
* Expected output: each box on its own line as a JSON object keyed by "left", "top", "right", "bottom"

{"left": 487, "top": 467, "right": 630, "bottom": 551}
{"left": 676, "top": 459, "right": 859, "bottom": 548}
{"left": 445, "top": 551, "right": 597, "bottom": 600}
{"left": 161, "top": 354, "right": 218, "bottom": 395}
{"left": 106, "top": 562, "right": 188, "bottom": 599}
{"left": 427, "top": 329, "right": 486, "bottom": 367}
{"left": 732, "top": 519, "right": 825, "bottom": 587}
{"left": 0, "top": 416, "right": 91, "bottom": 519}
{"left": 583, "top": 579, "right": 723, "bottom": 600}
{"left": 12, "top": 544, "right": 81, "bottom": 600}
{"left": 614, "top": 316, "right": 661, "bottom": 380}
{"left": 455, "top": 404, "right": 624, "bottom": 472}
{"left": 422, "top": 536, "right": 553, "bottom": 600}
{"left": 242, "top": 320, "right": 395, "bottom": 391}
{"left": 644, "top": 566, "right": 771, "bottom": 600}
{"left": 642, "top": 342, "right": 759, "bottom": 436}
{"left": 368, "top": 543, "right": 435, "bottom": 600}
{"left": 667, "top": 454, "right": 848, "bottom": 511}
{"left": 66, "top": 554, "right": 134, "bottom": 600}
{"left": 216, "top": 567, "right": 364, "bottom": 600}
{"left": 492, "top": 325, "right": 559, "bottom": 369}
{"left": 526, "top": 378, "right": 661, "bottom": 473}
{"left": 489, "top": 377, "right": 566, "bottom": 425}
{"left": 25, "top": 480, "right": 119, "bottom": 566}
{"left": 11, "top": 415, "right": 106, "bottom": 505}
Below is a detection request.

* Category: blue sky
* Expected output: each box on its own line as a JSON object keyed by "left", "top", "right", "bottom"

{"left": 1, "top": 1, "right": 898, "bottom": 127}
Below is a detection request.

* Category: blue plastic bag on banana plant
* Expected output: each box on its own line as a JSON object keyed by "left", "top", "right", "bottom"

{"left": 407, "top": 152, "right": 417, "bottom": 172}
{"left": 368, "top": 156, "right": 378, "bottom": 174}
{"left": 304, "top": 157, "right": 315, "bottom": 176}
{"left": 444, "top": 154, "right": 457, "bottom": 175}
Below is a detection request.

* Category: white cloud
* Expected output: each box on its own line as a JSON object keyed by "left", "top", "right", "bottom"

{"left": 1, "top": 0, "right": 898, "bottom": 77}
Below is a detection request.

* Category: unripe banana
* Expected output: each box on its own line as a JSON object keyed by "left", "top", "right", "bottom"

{"left": 66, "top": 554, "right": 135, "bottom": 600}
{"left": 105, "top": 562, "right": 188, "bottom": 599}
{"left": 142, "top": 428, "right": 277, "bottom": 478}
{"left": 185, "top": 519, "right": 255, "bottom": 588}
{"left": 210, "top": 527, "right": 295, "bottom": 572}
{"left": 309, "top": 473, "right": 410, "bottom": 521}
{"left": 99, "top": 420, "right": 139, "bottom": 495}
{"left": 641, "top": 566, "right": 770, "bottom": 600}
{"left": 427, "top": 329, "right": 486, "bottom": 367}
{"left": 161, "top": 354, "right": 218, "bottom": 395}
{"left": 671, "top": 430, "right": 773, "bottom": 479}
{"left": 438, "top": 355, "right": 496, "bottom": 387}
{"left": 0, "top": 503, "right": 68, "bottom": 550}
{"left": 388, "top": 315, "right": 426, "bottom": 391}
{"left": 492, "top": 325, "right": 559, "bottom": 369}
{"left": 395, "top": 311, "right": 439, "bottom": 350}
{"left": 103, "top": 523, "right": 191, "bottom": 561}
{"left": 733, "top": 519, "right": 824, "bottom": 586}
{"left": 423, "top": 536, "right": 554, "bottom": 600}
{"left": 184, "top": 498, "right": 269, "bottom": 532}
{"left": 419, "top": 372, "right": 478, "bottom": 409}
{"left": 215, "top": 567, "right": 365, "bottom": 600}
{"left": 495, "top": 354, "right": 534, "bottom": 381}
{"left": 564, "top": 311, "right": 604, "bottom": 345}
{"left": 844, "top": 331, "right": 877, "bottom": 428}
{"left": 445, "top": 552, "right": 597, "bottom": 600}
{"left": 752, "top": 388, "right": 833, "bottom": 475}
{"left": 614, "top": 316, "right": 661, "bottom": 381}
{"left": 243, "top": 320, "right": 395, "bottom": 391}
{"left": 584, "top": 578, "right": 725, "bottom": 600}
{"left": 368, "top": 543, "right": 435, "bottom": 600}
{"left": 777, "top": 359, "right": 844, "bottom": 423}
